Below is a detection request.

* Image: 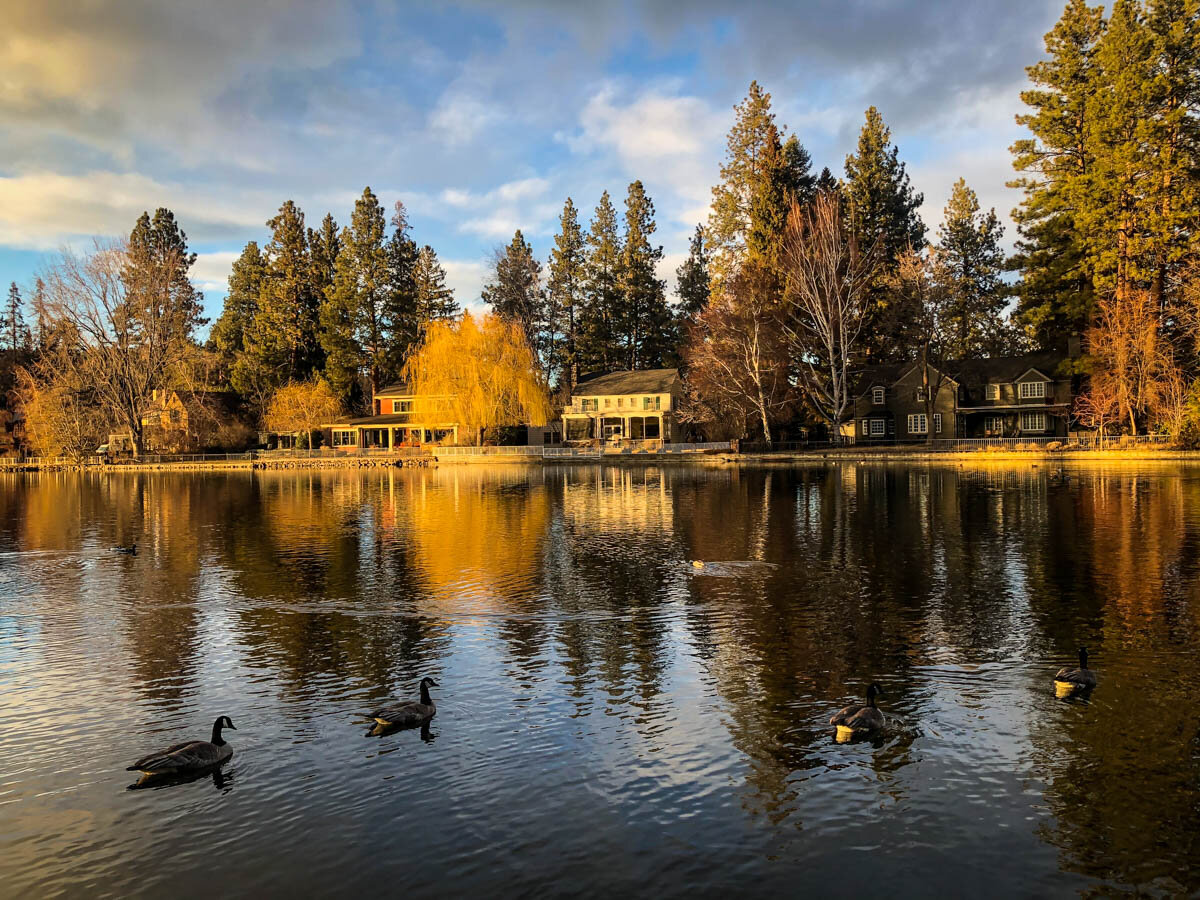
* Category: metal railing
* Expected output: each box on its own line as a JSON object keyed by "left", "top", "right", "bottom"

{"left": 435, "top": 445, "right": 544, "bottom": 457}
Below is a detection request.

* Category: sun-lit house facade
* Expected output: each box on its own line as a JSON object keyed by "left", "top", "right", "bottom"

{"left": 561, "top": 368, "right": 683, "bottom": 443}
{"left": 324, "top": 383, "right": 458, "bottom": 449}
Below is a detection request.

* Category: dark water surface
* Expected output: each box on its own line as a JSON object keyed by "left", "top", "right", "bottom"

{"left": 2, "top": 463, "right": 1200, "bottom": 898}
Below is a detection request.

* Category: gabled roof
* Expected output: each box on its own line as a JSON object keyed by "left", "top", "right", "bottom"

{"left": 376, "top": 382, "right": 415, "bottom": 397}
{"left": 854, "top": 351, "right": 1071, "bottom": 396}
{"left": 572, "top": 368, "right": 680, "bottom": 396}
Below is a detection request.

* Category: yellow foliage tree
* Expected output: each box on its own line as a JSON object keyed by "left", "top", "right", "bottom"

{"left": 263, "top": 378, "right": 343, "bottom": 447}
{"left": 18, "top": 368, "right": 106, "bottom": 459}
{"left": 403, "top": 312, "right": 551, "bottom": 445}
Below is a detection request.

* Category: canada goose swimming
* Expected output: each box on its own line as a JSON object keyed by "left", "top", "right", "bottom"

{"left": 365, "top": 677, "right": 438, "bottom": 731}
{"left": 830, "top": 683, "right": 885, "bottom": 742}
{"left": 127, "top": 716, "right": 235, "bottom": 780}
{"left": 112, "top": 544, "right": 137, "bottom": 555}
{"left": 1054, "top": 647, "right": 1097, "bottom": 696}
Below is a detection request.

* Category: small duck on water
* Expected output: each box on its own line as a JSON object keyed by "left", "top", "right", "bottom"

{"left": 126, "top": 716, "right": 236, "bottom": 785}
{"left": 111, "top": 544, "right": 137, "bottom": 555}
{"left": 364, "top": 677, "right": 438, "bottom": 734}
{"left": 1054, "top": 647, "right": 1097, "bottom": 697}
{"left": 830, "top": 683, "right": 886, "bottom": 742}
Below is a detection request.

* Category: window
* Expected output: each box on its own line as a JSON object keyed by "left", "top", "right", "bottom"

{"left": 985, "top": 384, "right": 1000, "bottom": 401}
{"left": 860, "top": 419, "right": 868, "bottom": 434}
{"left": 933, "top": 413, "right": 942, "bottom": 434}
{"left": 644, "top": 418, "right": 660, "bottom": 439}
{"left": 1021, "top": 411, "right": 1047, "bottom": 432}
{"left": 643, "top": 395, "right": 659, "bottom": 410}
{"left": 393, "top": 400, "right": 412, "bottom": 414}
{"left": 1019, "top": 381, "right": 1046, "bottom": 399}
{"left": 984, "top": 416, "right": 1004, "bottom": 434}
{"left": 604, "top": 398, "right": 611, "bottom": 408}
{"left": 617, "top": 397, "right": 624, "bottom": 408}
{"left": 869, "top": 419, "right": 886, "bottom": 436}
{"left": 332, "top": 430, "right": 357, "bottom": 447}
{"left": 915, "top": 387, "right": 926, "bottom": 401}
{"left": 872, "top": 387, "right": 885, "bottom": 405}
{"left": 907, "top": 414, "right": 928, "bottom": 435}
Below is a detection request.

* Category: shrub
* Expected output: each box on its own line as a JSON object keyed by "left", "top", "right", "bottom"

{"left": 1046, "top": 441, "right": 1064, "bottom": 452}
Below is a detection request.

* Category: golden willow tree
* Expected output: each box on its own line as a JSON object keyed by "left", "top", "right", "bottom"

{"left": 402, "top": 312, "right": 551, "bottom": 445}
{"left": 263, "top": 378, "right": 343, "bottom": 445}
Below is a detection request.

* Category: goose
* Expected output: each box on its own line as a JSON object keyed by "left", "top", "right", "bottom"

{"left": 365, "top": 677, "right": 438, "bottom": 730}
{"left": 111, "top": 544, "right": 137, "bottom": 555}
{"left": 1054, "top": 647, "right": 1097, "bottom": 696}
{"left": 830, "top": 683, "right": 885, "bottom": 741}
{"left": 127, "top": 716, "right": 236, "bottom": 779}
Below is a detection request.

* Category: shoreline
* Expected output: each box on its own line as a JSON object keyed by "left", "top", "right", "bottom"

{"left": 2, "top": 446, "right": 1200, "bottom": 473}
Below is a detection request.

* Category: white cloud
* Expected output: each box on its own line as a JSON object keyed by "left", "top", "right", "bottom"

{"left": 431, "top": 177, "right": 557, "bottom": 239}
{"left": 442, "top": 258, "right": 491, "bottom": 312}
{"left": 0, "top": 171, "right": 270, "bottom": 249}
{"left": 191, "top": 251, "right": 240, "bottom": 294}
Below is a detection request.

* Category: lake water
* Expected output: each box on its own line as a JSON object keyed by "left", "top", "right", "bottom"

{"left": 2, "top": 462, "right": 1199, "bottom": 898}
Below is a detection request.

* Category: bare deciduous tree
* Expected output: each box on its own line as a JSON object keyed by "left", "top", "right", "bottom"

{"left": 780, "top": 189, "right": 878, "bottom": 435}
{"left": 34, "top": 240, "right": 198, "bottom": 455}
{"left": 680, "top": 266, "right": 791, "bottom": 447}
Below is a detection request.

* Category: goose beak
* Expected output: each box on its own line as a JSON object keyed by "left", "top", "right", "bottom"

{"left": 429, "top": 679, "right": 440, "bottom": 687}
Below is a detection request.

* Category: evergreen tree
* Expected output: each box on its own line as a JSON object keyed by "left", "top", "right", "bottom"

{"left": 1010, "top": 0, "right": 1105, "bottom": 348}
{"left": 708, "top": 81, "right": 782, "bottom": 295}
{"left": 937, "top": 179, "right": 1012, "bottom": 356}
{"left": 213, "top": 241, "right": 266, "bottom": 386}
{"left": 782, "top": 135, "right": 818, "bottom": 206}
{"left": 616, "top": 181, "right": 675, "bottom": 369}
{"left": 413, "top": 245, "right": 459, "bottom": 323}
{"left": 309, "top": 213, "right": 341, "bottom": 303}
{"left": 578, "top": 191, "right": 623, "bottom": 374}
{"left": 675, "top": 225, "right": 711, "bottom": 320}
{"left": 745, "top": 122, "right": 791, "bottom": 281}
{"left": 3, "top": 282, "right": 28, "bottom": 356}
{"left": 481, "top": 229, "right": 545, "bottom": 361}
{"left": 383, "top": 200, "right": 421, "bottom": 377}
{"left": 547, "top": 197, "right": 586, "bottom": 389}
{"left": 815, "top": 167, "right": 839, "bottom": 194}
{"left": 843, "top": 106, "right": 926, "bottom": 358}
{"left": 125, "top": 208, "right": 206, "bottom": 333}
{"left": 241, "top": 201, "right": 321, "bottom": 402}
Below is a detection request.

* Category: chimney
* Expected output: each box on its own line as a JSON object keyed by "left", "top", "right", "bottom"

{"left": 1067, "top": 332, "right": 1082, "bottom": 358}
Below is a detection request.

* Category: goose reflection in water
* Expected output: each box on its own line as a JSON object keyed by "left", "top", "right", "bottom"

{"left": 127, "top": 765, "right": 233, "bottom": 792}
{"left": 367, "top": 721, "right": 436, "bottom": 743}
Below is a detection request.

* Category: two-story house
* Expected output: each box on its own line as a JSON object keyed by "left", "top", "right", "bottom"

{"left": 561, "top": 368, "right": 683, "bottom": 443}
{"left": 324, "top": 383, "right": 459, "bottom": 449}
{"left": 853, "top": 352, "right": 1076, "bottom": 441}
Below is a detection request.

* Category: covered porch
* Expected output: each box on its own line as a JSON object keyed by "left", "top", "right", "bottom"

{"left": 562, "top": 413, "right": 665, "bottom": 443}
{"left": 326, "top": 414, "right": 458, "bottom": 450}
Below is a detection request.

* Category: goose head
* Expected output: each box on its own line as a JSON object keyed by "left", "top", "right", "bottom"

{"left": 421, "top": 677, "right": 440, "bottom": 689}
{"left": 211, "top": 715, "right": 237, "bottom": 745}
{"left": 866, "top": 683, "right": 883, "bottom": 706}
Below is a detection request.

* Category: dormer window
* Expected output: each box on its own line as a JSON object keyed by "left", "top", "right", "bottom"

{"left": 1019, "top": 381, "right": 1046, "bottom": 399}
{"left": 915, "top": 387, "right": 926, "bottom": 401}
{"left": 985, "top": 384, "right": 1000, "bottom": 401}
{"left": 872, "top": 387, "right": 885, "bottom": 405}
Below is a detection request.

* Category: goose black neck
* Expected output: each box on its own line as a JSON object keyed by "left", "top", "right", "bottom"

{"left": 211, "top": 718, "right": 226, "bottom": 746}
{"left": 1079, "top": 648, "right": 1089, "bottom": 670}
{"left": 420, "top": 682, "right": 432, "bottom": 705}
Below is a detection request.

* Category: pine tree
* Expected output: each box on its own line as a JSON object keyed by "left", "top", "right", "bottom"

{"left": 937, "top": 179, "right": 1013, "bottom": 356}
{"left": 413, "top": 245, "right": 458, "bottom": 323}
{"left": 616, "top": 181, "right": 675, "bottom": 370}
{"left": 383, "top": 200, "right": 421, "bottom": 378}
{"left": 547, "top": 197, "right": 586, "bottom": 389}
{"left": 309, "top": 213, "right": 341, "bottom": 303}
{"left": 815, "top": 167, "right": 839, "bottom": 194}
{"left": 708, "top": 81, "right": 781, "bottom": 295}
{"left": 3, "top": 282, "right": 28, "bottom": 356}
{"left": 242, "top": 201, "right": 321, "bottom": 401}
{"left": 578, "top": 191, "right": 623, "bottom": 374}
{"left": 125, "top": 208, "right": 206, "bottom": 333}
{"left": 843, "top": 106, "right": 926, "bottom": 358}
{"left": 481, "top": 229, "right": 545, "bottom": 363}
{"left": 782, "top": 134, "right": 818, "bottom": 206}
{"left": 214, "top": 241, "right": 266, "bottom": 388}
{"left": 745, "top": 122, "right": 791, "bottom": 281}
{"left": 675, "top": 225, "right": 711, "bottom": 320}
{"left": 1010, "top": 0, "right": 1105, "bottom": 349}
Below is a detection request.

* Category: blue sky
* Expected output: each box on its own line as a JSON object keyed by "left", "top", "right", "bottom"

{"left": 0, "top": 0, "right": 1062, "bottom": 330}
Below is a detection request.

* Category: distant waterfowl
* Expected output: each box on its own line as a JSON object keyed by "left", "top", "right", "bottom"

{"left": 111, "top": 544, "right": 137, "bottom": 555}
{"left": 365, "top": 677, "right": 438, "bottom": 731}
{"left": 830, "top": 683, "right": 885, "bottom": 741}
{"left": 127, "top": 716, "right": 235, "bottom": 780}
{"left": 1054, "top": 647, "right": 1097, "bottom": 696}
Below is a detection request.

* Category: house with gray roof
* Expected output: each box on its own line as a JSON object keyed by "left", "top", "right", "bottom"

{"left": 562, "top": 368, "right": 683, "bottom": 443}
{"left": 852, "top": 351, "right": 1078, "bottom": 441}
